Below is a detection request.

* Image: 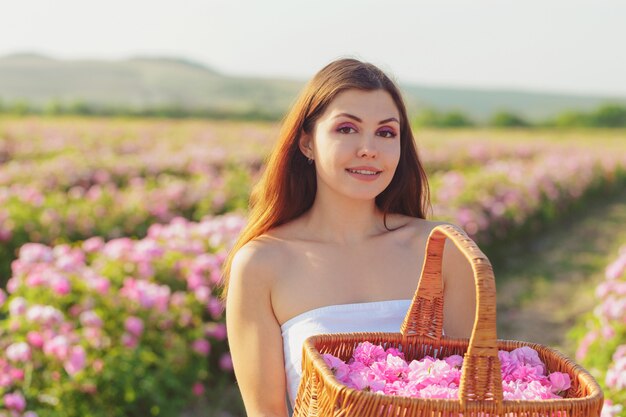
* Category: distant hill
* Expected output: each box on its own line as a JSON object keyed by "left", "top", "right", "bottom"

{"left": 1, "top": 53, "right": 625, "bottom": 122}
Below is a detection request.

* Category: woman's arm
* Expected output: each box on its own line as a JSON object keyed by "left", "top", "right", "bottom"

{"left": 225, "top": 242, "right": 290, "bottom": 417}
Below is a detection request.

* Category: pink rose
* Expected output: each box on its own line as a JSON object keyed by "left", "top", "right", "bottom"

{"left": 509, "top": 363, "right": 543, "bottom": 383}
{"left": 194, "top": 286, "right": 211, "bottom": 304}
{"left": 6, "top": 342, "right": 31, "bottom": 362}
{"left": 418, "top": 384, "right": 457, "bottom": 399}
{"left": 601, "top": 399, "right": 624, "bottom": 417}
{"left": 83, "top": 327, "right": 104, "bottom": 348}
{"left": 219, "top": 353, "right": 233, "bottom": 371}
{"left": 64, "top": 345, "right": 86, "bottom": 376}
{"left": 344, "top": 368, "right": 369, "bottom": 390}
{"left": 605, "top": 256, "right": 626, "bottom": 280}
{"left": 192, "top": 382, "right": 205, "bottom": 396}
{"left": 102, "top": 238, "right": 134, "bottom": 260}
{"left": 383, "top": 379, "right": 407, "bottom": 396}
{"left": 9, "top": 297, "right": 27, "bottom": 316}
{"left": 525, "top": 380, "right": 559, "bottom": 400}
{"left": 26, "top": 331, "right": 44, "bottom": 348}
{"left": 549, "top": 372, "right": 571, "bottom": 393}
{"left": 204, "top": 322, "right": 227, "bottom": 340}
{"left": 80, "top": 311, "right": 103, "bottom": 328}
{"left": 125, "top": 316, "right": 144, "bottom": 337}
{"left": 170, "top": 292, "right": 187, "bottom": 308}
{"left": 19, "top": 243, "right": 54, "bottom": 264}
{"left": 10, "top": 368, "right": 25, "bottom": 382}
{"left": 385, "top": 347, "right": 405, "bottom": 360}
{"left": 576, "top": 330, "right": 598, "bottom": 361}
{"left": 444, "top": 354, "right": 463, "bottom": 368}
{"left": 352, "top": 341, "right": 386, "bottom": 366}
{"left": 0, "top": 372, "right": 11, "bottom": 387}
{"left": 192, "top": 339, "right": 211, "bottom": 356}
{"left": 121, "top": 333, "right": 138, "bottom": 349}
{"left": 207, "top": 297, "right": 225, "bottom": 318}
{"left": 370, "top": 355, "right": 409, "bottom": 383}
{"left": 3, "top": 391, "right": 26, "bottom": 412}
{"left": 6, "top": 277, "right": 19, "bottom": 294}
{"left": 509, "top": 347, "right": 545, "bottom": 373}
{"left": 55, "top": 250, "right": 84, "bottom": 272}
{"left": 92, "top": 276, "right": 110, "bottom": 294}
{"left": 82, "top": 236, "right": 104, "bottom": 253}
{"left": 323, "top": 354, "right": 350, "bottom": 381}
{"left": 186, "top": 272, "right": 204, "bottom": 290}
{"left": 43, "top": 335, "right": 70, "bottom": 361}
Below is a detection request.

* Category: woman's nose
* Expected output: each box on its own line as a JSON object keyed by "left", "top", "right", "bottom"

{"left": 357, "top": 134, "right": 378, "bottom": 158}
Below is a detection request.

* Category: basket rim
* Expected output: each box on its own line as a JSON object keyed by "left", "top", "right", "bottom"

{"left": 302, "top": 332, "right": 604, "bottom": 404}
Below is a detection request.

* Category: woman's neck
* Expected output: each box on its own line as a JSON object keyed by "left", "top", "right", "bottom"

{"left": 299, "top": 194, "right": 387, "bottom": 245}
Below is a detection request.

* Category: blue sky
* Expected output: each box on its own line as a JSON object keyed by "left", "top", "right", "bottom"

{"left": 1, "top": 0, "right": 625, "bottom": 96}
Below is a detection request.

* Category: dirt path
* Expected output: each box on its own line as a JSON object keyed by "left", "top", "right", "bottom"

{"left": 494, "top": 188, "right": 626, "bottom": 356}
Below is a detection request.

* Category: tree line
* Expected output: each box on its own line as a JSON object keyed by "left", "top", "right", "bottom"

{"left": 413, "top": 104, "right": 626, "bottom": 128}
{"left": 1, "top": 98, "right": 626, "bottom": 128}
{"left": 0, "top": 99, "right": 282, "bottom": 121}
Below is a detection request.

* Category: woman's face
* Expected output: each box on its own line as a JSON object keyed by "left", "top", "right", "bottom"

{"left": 300, "top": 88, "right": 401, "bottom": 201}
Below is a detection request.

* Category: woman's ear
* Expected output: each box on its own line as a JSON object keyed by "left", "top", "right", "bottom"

{"left": 298, "top": 133, "right": 314, "bottom": 159}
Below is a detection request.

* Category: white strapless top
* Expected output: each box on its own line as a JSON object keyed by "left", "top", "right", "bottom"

{"left": 280, "top": 299, "right": 417, "bottom": 413}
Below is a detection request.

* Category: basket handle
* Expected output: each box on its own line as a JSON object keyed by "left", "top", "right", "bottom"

{"left": 400, "top": 224, "right": 503, "bottom": 405}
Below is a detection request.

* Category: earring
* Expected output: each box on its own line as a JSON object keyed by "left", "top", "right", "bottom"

{"left": 307, "top": 157, "right": 313, "bottom": 165}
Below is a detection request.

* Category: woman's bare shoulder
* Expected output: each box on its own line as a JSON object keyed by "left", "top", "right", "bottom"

{"left": 231, "top": 226, "right": 299, "bottom": 286}
{"left": 414, "top": 219, "right": 464, "bottom": 234}
{"left": 406, "top": 219, "right": 476, "bottom": 257}
{"left": 400, "top": 216, "right": 455, "bottom": 235}
{"left": 234, "top": 235, "right": 287, "bottom": 275}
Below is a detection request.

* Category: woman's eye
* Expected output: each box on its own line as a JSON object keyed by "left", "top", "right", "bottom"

{"left": 337, "top": 126, "right": 356, "bottom": 134}
{"left": 378, "top": 129, "right": 397, "bottom": 138}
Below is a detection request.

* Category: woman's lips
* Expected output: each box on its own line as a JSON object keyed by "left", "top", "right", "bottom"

{"left": 345, "top": 169, "right": 382, "bottom": 182}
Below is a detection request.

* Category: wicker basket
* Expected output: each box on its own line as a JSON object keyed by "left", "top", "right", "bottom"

{"left": 292, "top": 224, "right": 603, "bottom": 417}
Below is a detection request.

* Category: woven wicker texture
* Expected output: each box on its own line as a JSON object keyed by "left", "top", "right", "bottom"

{"left": 293, "top": 224, "right": 603, "bottom": 417}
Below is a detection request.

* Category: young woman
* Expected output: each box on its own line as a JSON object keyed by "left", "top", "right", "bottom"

{"left": 221, "top": 58, "right": 476, "bottom": 417}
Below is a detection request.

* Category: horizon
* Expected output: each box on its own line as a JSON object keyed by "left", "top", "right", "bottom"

{"left": 2, "top": 50, "right": 625, "bottom": 101}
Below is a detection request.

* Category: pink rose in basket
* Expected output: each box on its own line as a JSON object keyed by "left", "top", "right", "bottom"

{"left": 351, "top": 341, "right": 387, "bottom": 366}
{"left": 549, "top": 372, "right": 572, "bottom": 393}
{"left": 509, "top": 346, "right": 546, "bottom": 373}
{"left": 428, "top": 359, "right": 461, "bottom": 387}
{"left": 322, "top": 353, "right": 350, "bottom": 380}
{"left": 324, "top": 343, "right": 573, "bottom": 401}
{"left": 344, "top": 363, "right": 385, "bottom": 392}
{"left": 370, "top": 354, "right": 409, "bottom": 383}
{"left": 509, "top": 363, "right": 544, "bottom": 382}
{"left": 525, "top": 380, "right": 559, "bottom": 400}
{"left": 384, "top": 380, "right": 407, "bottom": 396}
{"left": 396, "top": 380, "right": 422, "bottom": 398}
{"left": 417, "top": 383, "right": 458, "bottom": 399}
{"left": 385, "top": 347, "right": 405, "bottom": 360}
{"left": 444, "top": 354, "right": 463, "bottom": 368}
{"left": 407, "top": 356, "right": 451, "bottom": 389}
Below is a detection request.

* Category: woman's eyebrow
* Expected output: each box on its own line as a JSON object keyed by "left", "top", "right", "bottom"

{"left": 334, "top": 113, "right": 400, "bottom": 125}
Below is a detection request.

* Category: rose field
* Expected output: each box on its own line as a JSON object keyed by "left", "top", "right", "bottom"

{"left": 0, "top": 116, "right": 625, "bottom": 416}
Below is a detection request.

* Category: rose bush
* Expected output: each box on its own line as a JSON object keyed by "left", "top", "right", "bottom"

{"left": 572, "top": 245, "right": 626, "bottom": 417}
{"left": 0, "top": 214, "right": 244, "bottom": 417}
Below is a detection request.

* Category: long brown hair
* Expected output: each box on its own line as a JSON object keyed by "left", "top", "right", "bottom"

{"left": 218, "top": 58, "right": 431, "bottom": 301}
